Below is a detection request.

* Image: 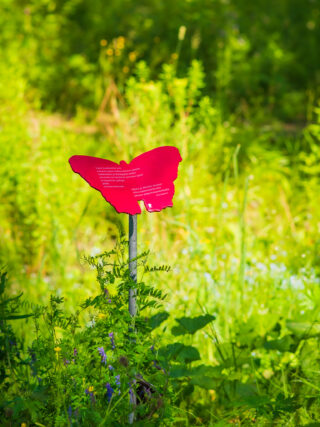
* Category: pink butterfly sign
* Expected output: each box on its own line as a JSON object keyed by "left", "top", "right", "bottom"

{"left": 69, "top": 146, "right": 182, "bottom": 215}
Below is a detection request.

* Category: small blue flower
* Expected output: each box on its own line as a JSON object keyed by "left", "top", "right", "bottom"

{"left": 105, "top": 382, "right": 114, "bottom": 402}
{"left": 129, "top": 387, "right": 134, "bottom": 399}
{"left": 67, "top": 405, "right": 72, "bottom": 421}
{"left": 85, "top": 388, "right": 96, "bottom": 404}
{"left": 108, "top": 364, "right": 114, "bottom": 371}
{"left": 115, "top": 374, "right": 120, "bottom": 386}
{"left": 98, "top": 347, "right": 107, "bottom": 364}
{"left": 115, "top": 374, "right": 121, "bottom": 395}
{"left": 109, "top": 332, "right": 115, "bottom": 349}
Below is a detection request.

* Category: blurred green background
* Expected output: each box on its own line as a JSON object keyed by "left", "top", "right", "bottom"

{"left": 1, "top": 0, "right": 320, "bottom": 422}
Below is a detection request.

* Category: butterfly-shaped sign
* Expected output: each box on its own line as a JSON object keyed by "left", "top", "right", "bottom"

{"left": 69, "top": 146, "right": 182, "bottom": 215}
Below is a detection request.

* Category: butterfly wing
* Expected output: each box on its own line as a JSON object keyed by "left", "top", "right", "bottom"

{"left": 129, "top": 146, "right": 182, "bottom": 212}
{"left": 69, "top": 155, "right": 141, "bottom": 214}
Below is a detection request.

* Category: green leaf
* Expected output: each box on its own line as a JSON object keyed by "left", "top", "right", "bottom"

{"left": 190, "top": 364, "right": 223, "bottom": 377}
{"left": 173, "top": 314, "right": 215, "bottom": 335}
{"left": 232, "top": 395, "right": 271, "bottom": 409}
{"left": 170, "top": 363, "right": 223, "bottom": 379}
{"left": 171, "top": 324, "right": 188, "bottom": 336}
{"left": 0, "top": 271, "right": 7, "bottom": 295}
{"left": 176, "top": 345, "right": 200, "bottom": 363}
{"left": 303, "top": 424, "right": 320, "bottom": 427}
{"left": 275, "top": 393, "right": 299, "bottom": 413}
{"left": 159, "top": 343, "right": 200, "bottom": 363}
{"left": 286, "top": 321, "right": 320, "bottom": 338}
{"left": 149, "top": 311, "right": 169, "bottom": 329}
{"left": 264, "top": 335, "right": 295, "bottom": 352}
{"left": 169, "top": 366, "right": 191, "bottom": 378}
{"left": 4, "top": 313, "right": 33, "bottom": 320}
{"left": 190, "top": 376, "right": 220, "bottom": 390}
{"left": 0, "top": 292, "right": 23, "bottom": 307}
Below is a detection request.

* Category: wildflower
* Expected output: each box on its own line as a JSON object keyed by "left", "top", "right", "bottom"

{"left": 73, "top": 348, "right": 78, "bottom": 357}
{"left": 67, "top": 405, "right": 72, "bottom": 421}
{"left": 115, "top": 375, "right": 121, "bottom": 387}
{"left": 129, "top": 386, "right": 134, "bottom": 401}
{"left": 108, "top": 364, "right": 114, "bottom": 371}
{"left": 98, "top": 347, "right": 107, "bottom": 364}
{"left": 100, "top": 39, "right": 107, "bottom": 46}
{"left": 21, "top": 423, "right": 27, "bottom": 427}
{"left": 109, "top": 332, "right": 115, "bottom": 349}
{"left": 54, "top": 346, "right": 61, "bottom": 352}
{"left": 129, "top": 51, "right": 137, "bottom": 62}
{"left": 87, "top": 319, "right": 96, "bottom": 328}
{"left": 171, "top": 52, "right": 178, "bottom": 60}
{"left": 105, "top": 382, "right": 114, "bottom": 402}
{"left": 209, "top": 389, "right": 216, "bottom": 401}
{"left": 85, "top": 387, "right": 96, "bottom": 404}
{"left": 63, "top": 359, "right": 70, "bottom": 366}
{"left": 117, "top": 36, "right": 125, "bottom": 48}
{"left": 123, "top": 66, "right": 129, "bottom": 74}
{"left": 98, "top": 313, "right": 107, "bottom": 319}
{"left": 104, "top": 288, "right": 112, "bottom": 302}
{"left": 115, "top": 374, "right": 121, "bottom": 394}
{"left": 106, "top": 48, "right": 113, "bottom": 56}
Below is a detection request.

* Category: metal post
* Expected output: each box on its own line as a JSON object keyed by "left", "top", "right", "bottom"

{"left": 128, "top": 214, "right": 137, "bottom": 316}
{"left": 128, "top": 214, "right": 137, "bottom": 424}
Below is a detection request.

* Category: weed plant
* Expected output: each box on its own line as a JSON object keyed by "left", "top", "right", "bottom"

{"left": 0, "top": 243, "right": 217, "bottom": 425}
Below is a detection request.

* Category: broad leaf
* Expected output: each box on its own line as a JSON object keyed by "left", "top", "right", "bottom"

{"left": 170, "top": 364, "right": 223, "bottom": 379}
{"left": 159, "top": 343, "right": 200, "bottom": 363}
{"left": 264, "top": 335, "right": 295, "bottom": 352}
{"left": 172, "top": 314, "right": 215, "bottom": 335}
{"left": 149, "top": 311, "right": 169, "bottom": 329}
{"left": 286, "top": 321, "right": 320, "bottom": 338}
{"left": 190, "top": 375, "right": 220, "bottom": 390}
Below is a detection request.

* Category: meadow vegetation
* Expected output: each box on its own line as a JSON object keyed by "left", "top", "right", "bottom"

{"left": 1, "top": 0, "right": 320, "bottom": 425}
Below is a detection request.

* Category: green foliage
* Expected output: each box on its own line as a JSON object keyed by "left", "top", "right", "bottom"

{"left": 1, "top": 0, "right": 320, "bottom": 424}
{"left": 0, "top": 247, "right": 168, "bottom": 424}
{"left": 0, "top": 245, "right": 218, "bottom": 425}
{"left": 171, "top": 314, "right": 215, "bottom": 335}
{"left": 2, "top": 0, "right": 320, "bottom": 119}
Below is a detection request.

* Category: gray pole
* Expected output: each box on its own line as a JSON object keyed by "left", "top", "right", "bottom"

{"left": 128, "top": 214, "right": 137, "bottom": 424}
{"left": 128, "top": 214, "right": 137, "bottom": 316}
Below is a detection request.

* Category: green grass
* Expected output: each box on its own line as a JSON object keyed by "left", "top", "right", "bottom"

{"left": 1, "top": 3, "right": 320, "bottom": 423}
